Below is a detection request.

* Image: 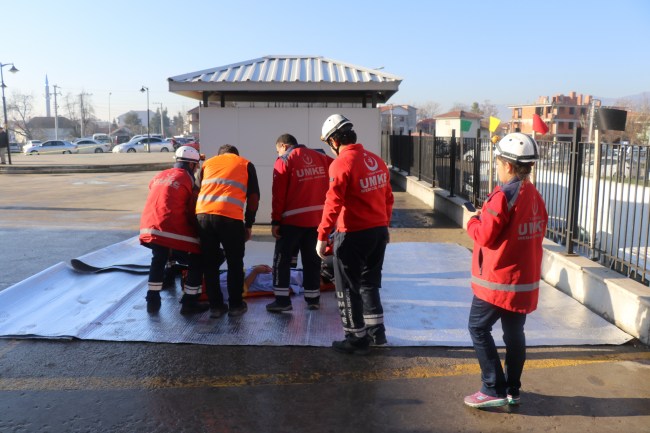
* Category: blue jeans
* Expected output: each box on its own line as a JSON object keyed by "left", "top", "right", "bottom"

{"left": 468, "top": 295, "right": 527, "bottom": 398}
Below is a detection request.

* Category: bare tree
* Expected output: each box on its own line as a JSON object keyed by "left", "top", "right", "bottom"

{"left": 480, "top": 99, "right": 499, "bottom": 118}
{"left": 78, "top": 91, "right": 95, "bottom": 136}
{"left": 414, "top": 101, "right": 441, "bottom": 120}
{"left": 468, "top": 100, "right": 498, "bottom": 117}
{"left": 63, "top": 93, "right": 81, "bottom": 137}
{"left": 60, "top": 91, "right": 96, "bottom": 137}
{"left": 601, "top": 97, "right": 650, "bottom": 144}
{"left": 633, "top": 96, "right": 650, "bottom": 144}
{"left": 450, "top": 102, "right": 468, "bottom": 112}
{"left": 620, "top": 96, "right": 650, "bottom": 144}
{"left": 8, "top": 92, "right": 39, "bottom": 140}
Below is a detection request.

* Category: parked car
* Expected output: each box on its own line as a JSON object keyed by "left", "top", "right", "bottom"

{"left": 112, "top": 137, "right": 173, "bottom": 153}
{"left": 9, "top": 142, "right": 21, "bottom": 153}
{"left": 463, "top": 149, "right": 476, "bottom": 162}
{"left": 92, "top": 133, "right": 111, "bottom": 144}
{"left": 172, "top": 136, "right": 195, "bottom": 146}
{"left": 73, "top": 138, "right": 111, "bottom": 153}
{"left": 112, "top": 134, "right": 131, "bottom": 146}
{"left": 24, "top": 139, "right": 43, "bottom": 149}
{"left": 624, "top": 147, "right": 649, "bottom": 179}
{"left": 463, "top": 143, "right": 493, "bottom": 162}
{"left": 129, "top": 134, "right": 163, "bottom": 142}
{"left": 23, "top": 140, "right": 79, "bottom": 155}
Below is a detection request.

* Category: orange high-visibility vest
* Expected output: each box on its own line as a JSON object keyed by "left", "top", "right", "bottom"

{"left": 196, "top": 153, "right": 249, "bottom": 220}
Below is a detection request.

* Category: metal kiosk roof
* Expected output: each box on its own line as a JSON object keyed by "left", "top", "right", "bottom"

{"left": 168, "top": 55, "right": 402, "bottom": 107}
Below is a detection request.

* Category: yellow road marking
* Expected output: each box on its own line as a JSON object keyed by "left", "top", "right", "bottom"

{"left": 0, "top": 351, "right": 648, "bottom": 392}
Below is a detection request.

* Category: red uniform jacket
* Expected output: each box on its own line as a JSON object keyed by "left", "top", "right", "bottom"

{"left": 318, "top": 143, "right": 394, "bottom": 240}
{"left": 467, "top": 178, "right": 548, "bottom": 313}
{"left": 139, "top": 167, "right": 201, "bottom": 254}
{"left": 272, "top": 145, "right": 333, "bottom": 227}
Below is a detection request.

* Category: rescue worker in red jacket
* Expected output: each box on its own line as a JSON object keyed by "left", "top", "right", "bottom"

{"left": 266, "top": 133, "right": 333, "bottom": 313}
{"left": 316, "top": 114, "right": 394, "bottom": 355}
{"left": 463, "top": 133, "right": 548, "bottom": 409}
{"left": 196, "top": 144, "right": 260, "bottom": 319}
{"left": 139, "top": 146, "right": 206, "bottom": 315}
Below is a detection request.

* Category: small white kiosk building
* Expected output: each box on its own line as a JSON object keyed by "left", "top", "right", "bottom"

{"left": 168, "top": 55, "right": 402, "bottom": 223}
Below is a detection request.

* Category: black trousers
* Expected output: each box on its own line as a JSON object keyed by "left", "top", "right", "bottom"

{"left": 197, "top": 214, "right": 246, "bottom": 308}
{"left": 272, "top": 225, "right": 321, "bottom": 302}
{"left": 333, "top": 226, "right": 389, "bottom": 339}
{"left": 144, "top": 243, "right": 202, "bottom": 292}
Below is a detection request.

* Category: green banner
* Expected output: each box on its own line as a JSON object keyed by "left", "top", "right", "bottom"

{"left": 460, "top": 119, "right": 472, "bottom": 132}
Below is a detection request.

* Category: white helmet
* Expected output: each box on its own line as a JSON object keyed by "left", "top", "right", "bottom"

{"left": 494, "top": 133, "right": 539, "bottom": 163}
{"left": 174, "top": 145, "right": 200, "bottom": 163}
{"left": 321, "top": 114, "right": 353, "bottom": 142}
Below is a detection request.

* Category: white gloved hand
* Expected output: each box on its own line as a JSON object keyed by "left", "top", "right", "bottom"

{"left": 316, "top": 239, "right": 327, "bottom": 260}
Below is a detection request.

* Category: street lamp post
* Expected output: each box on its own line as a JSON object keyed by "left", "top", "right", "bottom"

{"left": 1, "top": 62, "right": 19, "bottom": 165}
{"left": 140, "top": 86, "right": 150, "bottom": 152}
{"left": 587, "top": 98, "right": 602, "bottom": 144}
{"left": 108, "top": 92, "right": 112, "bottom": 138}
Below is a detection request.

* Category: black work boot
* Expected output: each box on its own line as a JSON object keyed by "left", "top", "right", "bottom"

{"left": 368, "top": 326, "right": 388, "bottom": 346}
{"left": 180, "top": 294, "right": 209, "bottom": 315}
{"left": 266, "top": 296, "right": 292, "bottom": 313}
{"left": 145, "top": 290, "right": 161, "bottom": 313}
{"left": 305, "top": 295, "right": 320, "bottom": 310}
{"left": 228, "top": 301, "right": 248, "bottom": 317}
{"left": 331, "top": 335, "right": 370, "bottom": 355}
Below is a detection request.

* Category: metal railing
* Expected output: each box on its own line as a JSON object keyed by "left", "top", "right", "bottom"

{"left": 383, "top": 129, "right": 650, "bottom": 286}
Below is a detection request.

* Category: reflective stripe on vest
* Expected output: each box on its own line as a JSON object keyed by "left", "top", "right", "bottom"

{"left": 471, "top": 276, "right": 539, "bottom": 292}
{"left": 139, "top": 228, "right": 200, "bottom": 245}
{"left": 198, "top": 192, "right": 246, "bottom": 208}
{"left": 201, "top": 177, "right": 247, "bottom": 193}
{"left": 281, "top": 204, "right": 324, "bottom": 218}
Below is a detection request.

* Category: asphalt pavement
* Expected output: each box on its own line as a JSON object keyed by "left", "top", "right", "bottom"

{"left": 0, "top": 153, "right": 649, "bottom": 433}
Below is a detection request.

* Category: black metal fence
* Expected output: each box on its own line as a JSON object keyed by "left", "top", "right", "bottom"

{"left": 383, "top": 129, "right": 650, "bottom": 286}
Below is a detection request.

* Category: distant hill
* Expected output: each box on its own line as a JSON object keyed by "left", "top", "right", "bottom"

{"left": 598, "top": 91, "right": 649, "bottom": 107}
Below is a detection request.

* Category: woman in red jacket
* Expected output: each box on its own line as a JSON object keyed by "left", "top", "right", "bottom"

{"left": 139, "top": 146, "right": 205, "bottom": 315}
{"left": 464, "top": 133, "right": 548, "bottom": 408}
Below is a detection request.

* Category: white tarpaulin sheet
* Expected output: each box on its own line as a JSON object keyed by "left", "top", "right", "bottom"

{"left": 0, "top": 238, "right": 632, "bottom": 346}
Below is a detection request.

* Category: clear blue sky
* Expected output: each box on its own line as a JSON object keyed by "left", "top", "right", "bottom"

{"left": 2, "top": 0, "right": 648, "bottom": 123}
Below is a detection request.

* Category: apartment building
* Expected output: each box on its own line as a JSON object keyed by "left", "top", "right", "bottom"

{"left": 380, "top": 104, "right": 417, "bottom": 134}
{"left": 508, "top": 92, "right": 599, "bottom": 141}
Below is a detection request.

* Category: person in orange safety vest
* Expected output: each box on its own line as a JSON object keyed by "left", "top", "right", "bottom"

{"left": 196, "top": 144, "right": 260, "bottom": 319}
